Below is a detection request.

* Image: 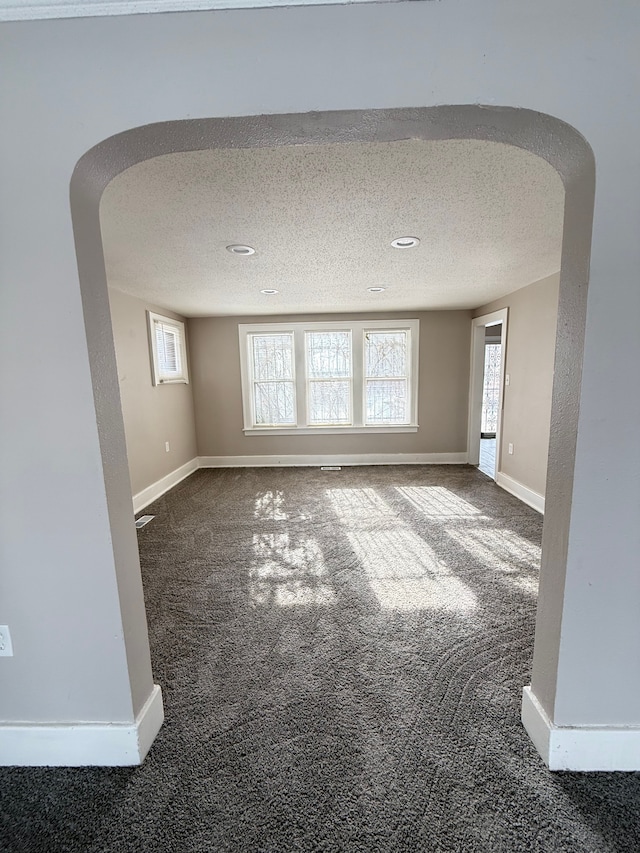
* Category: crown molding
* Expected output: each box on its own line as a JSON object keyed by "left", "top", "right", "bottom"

{"left": 1, "top": 0, "right": 377, "bottom": 22}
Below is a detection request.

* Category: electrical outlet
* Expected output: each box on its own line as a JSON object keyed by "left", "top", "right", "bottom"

{"left": 165, "top": 441, "right": 170, "bottom": 452}
{"left": 508, "top": 443, "right": 514, "bottom": 455}
{"left": 0, "top": 625, "right": 13, "bottom": 657}
{"left": 505, "top": 374, "right": 510, "bottom": 386}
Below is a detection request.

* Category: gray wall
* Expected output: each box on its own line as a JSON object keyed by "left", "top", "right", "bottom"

{"left": 108, "top": 288, "right": 198, "bottom": 496}
{"left": 475, "top": 273, "right": 560, "bottom": 497}
{"left": 0, "top": 2, "right": 638, "bottom": 743}
{"left": 190, "top": 311, "right": 471, "bottom": 458}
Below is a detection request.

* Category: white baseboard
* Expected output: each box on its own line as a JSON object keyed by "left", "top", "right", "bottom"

{"left": 521, "top": 686, "right": 640, "bottom": 771}
{"left": 133, "top": 458, "right": 199, "bottom": 513}
{"left": 496, "top": 472, "right": 545, "bottom": 513}
{"left": 132, "top": 453, "right": 468, "bottom": 512}
{"left": 198, "top": 452, "right": 468, "bottom": 468}
{"left": 0, "top": 684, "right": 164, "bottom": 767}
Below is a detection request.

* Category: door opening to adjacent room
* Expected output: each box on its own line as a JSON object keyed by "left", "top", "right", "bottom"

{"left": 467, "top": 309, "right": 508, "bottom": 482}
{"left": 479, "top": 323, "right": 502, "bottom": 478}
{"left": 69, "top": 107, "right": 595, "bottom": 776}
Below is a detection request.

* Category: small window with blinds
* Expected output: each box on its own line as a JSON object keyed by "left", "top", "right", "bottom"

{"left": 147, "top": 311, "right": 189, "bottom": 386}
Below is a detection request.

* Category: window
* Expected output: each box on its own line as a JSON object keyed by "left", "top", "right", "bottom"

{"left": 251, "top": 333, "right": 295, "bottom": 425}
{"left": 306, "top": 330, "right": 352, "bottom": 425}
{"left": 239, "top": 319, "right": 419, "bottom": 434}
{"left": 147, "top": 311, "right": 189, "bottom": 385}
{"left": 365, "top": 330, "right": 410, "bottom": 424}
{"left": 481, "top": 342, "right": 501, "bottom": 435}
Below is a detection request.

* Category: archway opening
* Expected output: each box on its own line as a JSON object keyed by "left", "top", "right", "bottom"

{"left": 70, "top": 106, "right": 595, "bottom": 763}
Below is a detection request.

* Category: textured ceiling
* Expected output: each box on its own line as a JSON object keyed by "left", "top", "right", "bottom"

{"left": 100, "top": 139, "right": 565, "bottom": 317}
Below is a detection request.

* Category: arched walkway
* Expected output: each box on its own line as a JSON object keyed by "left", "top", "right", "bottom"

{"left": 71, "top": 105, "right": 594, "bottom": 766}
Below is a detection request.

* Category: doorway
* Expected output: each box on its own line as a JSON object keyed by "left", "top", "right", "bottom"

{"left": 479, "top": 322, "right": 503, "bottom": 477}
{"left": 467, "top": 309, "right": 508, "bottom": 480}
{"left": 69, "top": 107, "right": 594, "bottom": 769}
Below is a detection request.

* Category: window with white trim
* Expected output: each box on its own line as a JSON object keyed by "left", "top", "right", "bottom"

{"left": 239, "top": 320, "right": 419, "bottom": 434}
{"left": 147, "top": 311, "right": 189, "bottom": 386}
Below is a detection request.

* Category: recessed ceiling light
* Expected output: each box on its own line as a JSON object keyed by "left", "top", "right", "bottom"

{"left": 226, "top": 244, "right": 255, "bottom": 255}
{"left": 367, "top": 287, "right": 386, "bottom": 293}
{"left": 260, "top": 288, "right": 279, "bottom": 295}
{"left": 391, "top": 236, "right": 420, "bottom": 249}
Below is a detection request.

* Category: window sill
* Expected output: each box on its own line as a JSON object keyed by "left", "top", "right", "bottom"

{"left": 243, "top": 425, "right": 419, "bottom": 436}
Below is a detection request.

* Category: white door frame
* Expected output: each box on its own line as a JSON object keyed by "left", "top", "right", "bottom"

{"left": 467, "top": 308, "right": 508, "bottom": 477}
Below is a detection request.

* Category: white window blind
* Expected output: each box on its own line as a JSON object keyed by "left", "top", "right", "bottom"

{"left": 147, "top": 312, "right": 189, "bottom": 385}
{"left": 155, "top": 322, "right": 180, "bottom": 376}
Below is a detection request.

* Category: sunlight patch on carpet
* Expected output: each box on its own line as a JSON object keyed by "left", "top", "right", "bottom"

{"left": 254, "top": 489, "right": 289, "bottom": 521}
{"left": 396, "top": 486, "right": 483, "bottom": 519}
{"left": 446, "top": 527, "right": 540, "bottom": 596}
{"left": 250, "top": 531, "right": 335, "bottom": 606}
{"left": 328, "top": 487, "right": 477, "bottom": 612}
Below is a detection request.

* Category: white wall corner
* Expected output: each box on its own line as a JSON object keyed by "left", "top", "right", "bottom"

{"left": 0, "top": 684, "right": 164, "bottom": 767}
{"left": 133, "top": 458, "right": 199, "bottom": 514}
{"left": 496, "top": 472, "right": 545, "bottom": 513}
{"left": 198, "top": 452, "right": 469, "bottom": 468}
{"left": 521, "top": 686, "right": 640, "bottom": 772}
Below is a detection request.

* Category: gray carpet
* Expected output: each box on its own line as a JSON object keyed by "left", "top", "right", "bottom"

{"left": 1, "top": 465, "right": 639, "bottom": 852}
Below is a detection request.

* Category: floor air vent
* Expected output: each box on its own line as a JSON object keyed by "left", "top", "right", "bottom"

{"left": 320, "top": 466, "right": 342, "bottom": 471}
{"left": 135, "top": 515, "right": 155, "bottom": 529}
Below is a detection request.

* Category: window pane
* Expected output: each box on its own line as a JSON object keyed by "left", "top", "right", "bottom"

{"left": 254, "top": 382, "right": 296, "bottom": 425}
{"left": 252, "top": 334, "right": 294, "bottom": 381}
{"left": 481, "top": 343, "right": 502, "bottom": 433}
{"left": 306, "top": 331, "right": 351, "bottom": 378}
{"left": 366, "top": 379, "right": 408, "bottom": 424}
{"left": 365, "top": 331, "right": 407, "bottom": 377}
{"left": 156, "top": 324, "right": 180, "bottom": 375}
{"left": 308, "top": 380, "right": 351, "bottom": 425}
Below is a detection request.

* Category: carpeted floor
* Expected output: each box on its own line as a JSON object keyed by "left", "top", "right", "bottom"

{"left": 2, "top": 465, "right": 639, "bottom": 852}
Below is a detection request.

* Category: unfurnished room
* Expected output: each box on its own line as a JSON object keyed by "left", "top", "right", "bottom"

{"left": 1, "top": 4, "right": 640, "bottom": 853}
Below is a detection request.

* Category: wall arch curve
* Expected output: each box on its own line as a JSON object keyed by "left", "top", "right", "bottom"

{"left": 70, "top": 105, "right": 595, "bottom": 737}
